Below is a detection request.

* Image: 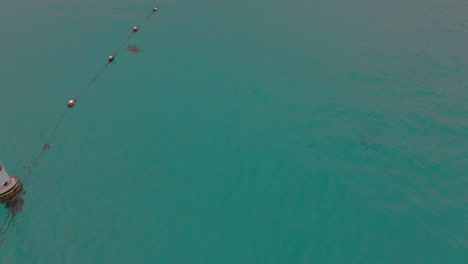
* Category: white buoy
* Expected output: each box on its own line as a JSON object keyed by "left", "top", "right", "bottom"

{"left": 0, "top": 161, "right": 23, "bottom": 203}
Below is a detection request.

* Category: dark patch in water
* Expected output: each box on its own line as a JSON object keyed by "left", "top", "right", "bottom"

{"left": 125, "top": 44, "right": 141, "bottom": 53}
{"left": 5, "top": 197, "right": 24, "bottom": 215}
{"left": 43, "top": 143, "right": 50, "bottom": 151}
{"left": 356, "top": 130, "right": 381, "bottom": 150}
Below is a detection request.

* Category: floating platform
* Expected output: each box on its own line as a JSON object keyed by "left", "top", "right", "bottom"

{"left": 0, "top": 162, "right": 23, "bottom": 203}
{"left": 0, "top": 176, "right": 23, "bottom": 204}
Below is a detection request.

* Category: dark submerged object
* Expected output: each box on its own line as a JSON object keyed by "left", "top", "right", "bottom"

{"left": 125, "top": 44, "right": 141, "bottom": 53}
{"left": 0, "top": 196, "right": 25, "bottom": 249}
{"left": 357, "top": 130, "right": 381, "bottom": 150}
{"left": 43, "top": 143, "right": 50, "bottom": 152}
{"left": 5, "top": 197, "right": 24, "bottom": 215}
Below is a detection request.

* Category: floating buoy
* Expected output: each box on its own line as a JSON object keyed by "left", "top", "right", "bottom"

{"left": 108, "top": 55, "right": 114, "bottom": 62}
{"left": 133, "top": 26, "right": 138, "bottom": 32}
{"left": 0, "top": 162, "right": 23, "bottom": 204}
{"left": 67, "top": 99, "right": 76, "bottom": 107}
{"left": 153, "top": 7, "right": 158, "bottom": 12}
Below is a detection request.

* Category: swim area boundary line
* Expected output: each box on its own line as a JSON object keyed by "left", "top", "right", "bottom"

{"left": 0, "top": 6, "right": 160, "bottom": 249}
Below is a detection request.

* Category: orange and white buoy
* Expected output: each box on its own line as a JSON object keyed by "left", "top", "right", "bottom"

{"left": 153, "top": 7, "right": 158, "bottom": 12}
{"left": 133, "top": 26, "right": 138, "bottom": 32}
{"left": 108, "top": 55, "right": 114, "bottom": 62}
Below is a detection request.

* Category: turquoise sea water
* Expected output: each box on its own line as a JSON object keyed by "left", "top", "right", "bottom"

{"left": 0, "top": 0, "right": 467, "bottom": 263}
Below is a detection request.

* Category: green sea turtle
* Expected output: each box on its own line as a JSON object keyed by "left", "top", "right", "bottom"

{"left": 125, "top": 44, "right": 141, "bottom": 53}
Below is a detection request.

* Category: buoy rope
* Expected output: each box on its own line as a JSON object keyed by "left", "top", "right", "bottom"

{"left": 0, "top": 213, "right": 13, "bottom": 249}
{"left": 11, "top": 166, "right": 31, "bottom": 175}
{"left": 22, "top": 7, "right": 158, "bottom": 183}
{"left": 75, "top": 7, "right": 155, "bottom": 99}
{"left": 75, "top": 63, "right": 110, "bottom": 99}
{"left": 0, "top": 6, "right": 159, "bottom": 249}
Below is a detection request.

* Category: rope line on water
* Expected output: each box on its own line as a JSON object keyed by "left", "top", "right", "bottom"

{"left": 23, "top": 6, "right": 158, "bottom": 184}
{"left": 0, "top": 5, "right": 159, "bottom": 248}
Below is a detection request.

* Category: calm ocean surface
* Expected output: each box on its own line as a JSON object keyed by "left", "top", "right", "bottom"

{"left": 0, "top": 0, "right": 467, "bottom": 263}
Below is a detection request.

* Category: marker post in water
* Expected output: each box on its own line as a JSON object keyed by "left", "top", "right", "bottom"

{"left": 0, "top": 162, "right": 23, "bottom": 204}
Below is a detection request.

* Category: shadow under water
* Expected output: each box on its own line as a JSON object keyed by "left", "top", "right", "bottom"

{"left": 5, "top": 197, "right": 25, "bottom": 215}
